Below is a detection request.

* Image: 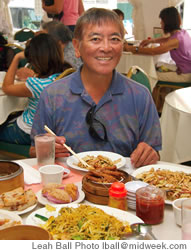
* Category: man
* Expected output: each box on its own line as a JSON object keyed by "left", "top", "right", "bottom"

{"left": 30, "top": 8, "right": 161, "bottom": 168}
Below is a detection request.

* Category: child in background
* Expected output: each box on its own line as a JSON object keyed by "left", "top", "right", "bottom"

{"left": 0, "top": 33, "right": 64, "bottom": 145}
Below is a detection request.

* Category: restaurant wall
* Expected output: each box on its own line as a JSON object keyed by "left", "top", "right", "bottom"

{"left": 134, "top": 0, "right": 184, "bottom": 40}
{"left": 130, "top": 0, "right": 169, "bottom": 40}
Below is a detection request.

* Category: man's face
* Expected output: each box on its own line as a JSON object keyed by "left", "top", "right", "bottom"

{"left": 73, "top": 21, "right": 124, "bottom": 76}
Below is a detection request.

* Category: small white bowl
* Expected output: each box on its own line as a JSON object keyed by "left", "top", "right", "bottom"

{"left": 125, "top": 181, "right": 148, "bottom": 193}
{"left": 127, "top": 196, "right": 136, "bottom": 202}
{"left": 62, "top": 168, "right": 70, "bottom": 179}
{"left": 172, "top": 198, "right": 188, "bottom": 226}
{"left": 128, "top": 204, "right": 136, "bottom": 210}
{"left": 127, "top": 200, "right": 136, "bottom": 205}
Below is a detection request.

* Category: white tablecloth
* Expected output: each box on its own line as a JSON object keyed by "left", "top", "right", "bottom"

{"left": 0, "top": 94, "right": 28, "bottom": 124}
{"left": 160, "top": 87, "right": 191, "bottom": 163}
{"left": 18, "top": 158, "right": 183, "bottom": 240}
{"left": 116, "top": 52, "right": 158, "bottom": 91}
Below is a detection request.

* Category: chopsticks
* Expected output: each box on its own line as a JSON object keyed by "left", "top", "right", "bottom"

{"left": 44, "top": 125, "right": 91, "bottom": 169}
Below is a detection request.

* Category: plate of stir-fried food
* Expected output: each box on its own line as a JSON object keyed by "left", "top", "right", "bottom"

{"left": 26, "top": 204, "right": 143, "bottom": 240}
{"left": 132, "top": 164, "right": 191, "bottom": 204}
{"left": 66, "top": 151, "right": 126, "bottom": 172}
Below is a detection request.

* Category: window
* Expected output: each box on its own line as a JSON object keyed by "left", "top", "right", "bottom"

{"left": 10, "top": 7, "right": 41, "bottom": 30}
{"left": 9, "top": 0, "right": 41, "bottom": 31}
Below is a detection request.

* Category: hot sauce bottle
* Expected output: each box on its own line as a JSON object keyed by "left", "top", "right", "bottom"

{"left": 136, "top": 185, "right": 165, "bottom": 224}
{"left": 108, "top": 182, "right": 127, "bottom": 211}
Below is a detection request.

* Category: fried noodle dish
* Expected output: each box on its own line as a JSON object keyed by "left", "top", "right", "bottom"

{"left": 77, "top": 155, "right": 121, "bottom": 170}
{"left": 136, "top": 168, "right": 191, "bottom": 201}
{"left": 42, "top": 204, "right": 131, "bottom": 240}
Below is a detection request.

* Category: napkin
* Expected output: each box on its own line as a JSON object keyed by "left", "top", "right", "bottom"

{"left": 14, "top": 160, "right": 41, "bottom": 185}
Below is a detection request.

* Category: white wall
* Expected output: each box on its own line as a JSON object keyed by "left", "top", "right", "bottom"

{"left": 135, "top": 0, "right": 188, "bottom": 39}
{"left": 142, "top": 0, "right": 169, "bottom": 39}
{"left": 131, "top": 0, "right": 169, "bottom": 40}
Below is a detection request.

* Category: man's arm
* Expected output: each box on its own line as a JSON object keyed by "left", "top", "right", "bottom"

{"left": 41, "top": 0, "right": 64, "bottom": 14}
{"left": 130, "top": 86, "right": 162, "bottom": 168}
{"left": 78, "top": 0, "right": 85, "bottom": 16}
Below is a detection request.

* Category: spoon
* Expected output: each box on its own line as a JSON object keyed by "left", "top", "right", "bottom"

{"left": 130, "top": 223, "right": 157, "bottom": 240}
{"left": 121, "top": 223, "right": 157, "bottom": 240}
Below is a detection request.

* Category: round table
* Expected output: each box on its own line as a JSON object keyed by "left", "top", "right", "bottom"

{"left": 160, "top": 87, "right": 191, "bottom": 163}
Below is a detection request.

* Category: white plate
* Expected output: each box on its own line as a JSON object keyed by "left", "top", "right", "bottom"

{"left": 132, "top": 164, "right": 191, "bottom": 205}
{"left": 26, "top": 203, "right": 143, "bottom": 227}
{"left": 14, "top": 203, "right": 38, "bottom": 215}
{"left": 0, "top": 209, "right": 22, "bottom": 230}
{"left": 66, "top": 151, "right": 126, "bottom": 172}
{"left": 36, "top": 183, "right": 85, "bottom": 206}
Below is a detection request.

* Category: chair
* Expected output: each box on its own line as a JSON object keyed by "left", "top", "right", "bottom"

{"left": 54, "top": 68, "right": 76, "bottom": 81}
{"left": 0, "top": 141, "right": 30, "bottom": 159}
{"left": 152, "top": 81, "right": 191, "bottom": 113}
{"left": 14, "top": 28, "right": 35, "bottom": 42}
{"left": 127, "top": 65, "right": 151, "bottom": 93}
{"left": 0, "top": 111, "right": 30, "bottom": 160}
{"left": 6, "top": 43, "right": 27, "bottom": 68}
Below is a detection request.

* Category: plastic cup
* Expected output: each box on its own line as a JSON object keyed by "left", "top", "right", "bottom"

{"left": 35, "top": 134, "right": 55, "bottom": 168}
{"left": 39, "top": 165, "right": 64, "bottom": 186}
{"left": 181, "top": 198, "right": 191, "bottom": 240}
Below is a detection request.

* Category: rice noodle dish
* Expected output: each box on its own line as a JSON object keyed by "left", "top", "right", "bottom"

{"left": 42, "top": 204, "right": 131, "bottom": 240}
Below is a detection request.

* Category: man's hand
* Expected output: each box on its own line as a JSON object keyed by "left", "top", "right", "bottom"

{"left": 55, "top": 136, "right": 70, "bottom": 158}
{"left": 130, "top": 142, "right": 160, "bottom": 168}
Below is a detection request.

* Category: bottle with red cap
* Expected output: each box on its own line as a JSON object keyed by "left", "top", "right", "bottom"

{"left": 108, "top": 182, "right": 127, "bottom": 211}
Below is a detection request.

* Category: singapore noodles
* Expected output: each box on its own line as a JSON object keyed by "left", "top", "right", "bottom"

{"left": 42, "top": 205, "right": 132, "bottom": 240}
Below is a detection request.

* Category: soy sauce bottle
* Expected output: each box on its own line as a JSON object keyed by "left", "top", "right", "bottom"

{"left": 108, "top": 182, "right": 127, "bottom": 211}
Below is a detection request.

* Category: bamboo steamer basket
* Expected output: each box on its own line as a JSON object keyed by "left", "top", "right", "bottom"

{"left": 0, "top": 161, "right": 24, "bottom": 194}
{"left": 0, "top": 225, "right": 52, "bottom": 240}
{"left": 82, "top": 170, "right": 132, "bottom": 205}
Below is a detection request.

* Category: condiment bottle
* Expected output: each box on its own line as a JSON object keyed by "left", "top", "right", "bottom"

{"left": 108, "top": 182, "right": 127, "bottom": 211}
{"left": 136, "top": 185, "right": 165, "bottom": 224}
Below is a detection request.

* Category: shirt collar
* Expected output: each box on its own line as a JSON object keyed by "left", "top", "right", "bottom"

{"left": 70, "top": 68, "right": 125, "bottom": 95}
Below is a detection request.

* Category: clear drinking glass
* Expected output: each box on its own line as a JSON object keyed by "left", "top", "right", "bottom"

{"left": 35, "top": 134, "right": 55, "bottom": 168}
{"left": 181, "top": 198, "right": 191, "bottom": 240}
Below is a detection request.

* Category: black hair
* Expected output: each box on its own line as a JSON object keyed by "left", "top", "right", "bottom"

{"left": 24, "top": 33, "right": 64, "bottom": 78}
{"left": 113, "top": 9, "right": 124, "bottom": 20}
{"left": 159, "top": 6, "right": 181, "bottom": 33}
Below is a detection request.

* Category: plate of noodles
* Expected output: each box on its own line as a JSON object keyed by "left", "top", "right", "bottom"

{"left": 132, "top": 164, "right": 191, "bottom": 204}
{"left": 26, "top": 204, "right": 143, "bottom": 240}
{"left": 66, "top": 151, "right": 126, "bottom": 172}
{"left": 0, "top": 210, "right": 22, "bottom": 230}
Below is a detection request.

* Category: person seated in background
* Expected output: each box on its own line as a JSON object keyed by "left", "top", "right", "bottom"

{"left": 42, "top": 20, "right": 83, "bottom": 69}
{"left": 113, "top": 9, "right": 124, "bottom": 21}
{"left": 0, "top": 33, "right": 15, "bottom": 71}
{"left": 29, "top": 8, "right": 161, "bottom": 168}
{"left": 113, "top": 9, "right": 128, "bottom": 35}
{"left": 124, "top": 6, "right": 191, "bottom": 83}
{"left": 17, "top": 21, "right": 80, "bottom": 81}
{"left": 0, "top": 33, "right": 64, "bottom": 145}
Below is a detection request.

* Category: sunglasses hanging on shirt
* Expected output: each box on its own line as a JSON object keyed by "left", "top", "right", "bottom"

{"left": 86, "top": 105, "right": 108, "bottom": 142}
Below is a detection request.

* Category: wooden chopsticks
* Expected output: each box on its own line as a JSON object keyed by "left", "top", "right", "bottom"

{"left": 44, "top": 125, "right": 91, "bottom": 169}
